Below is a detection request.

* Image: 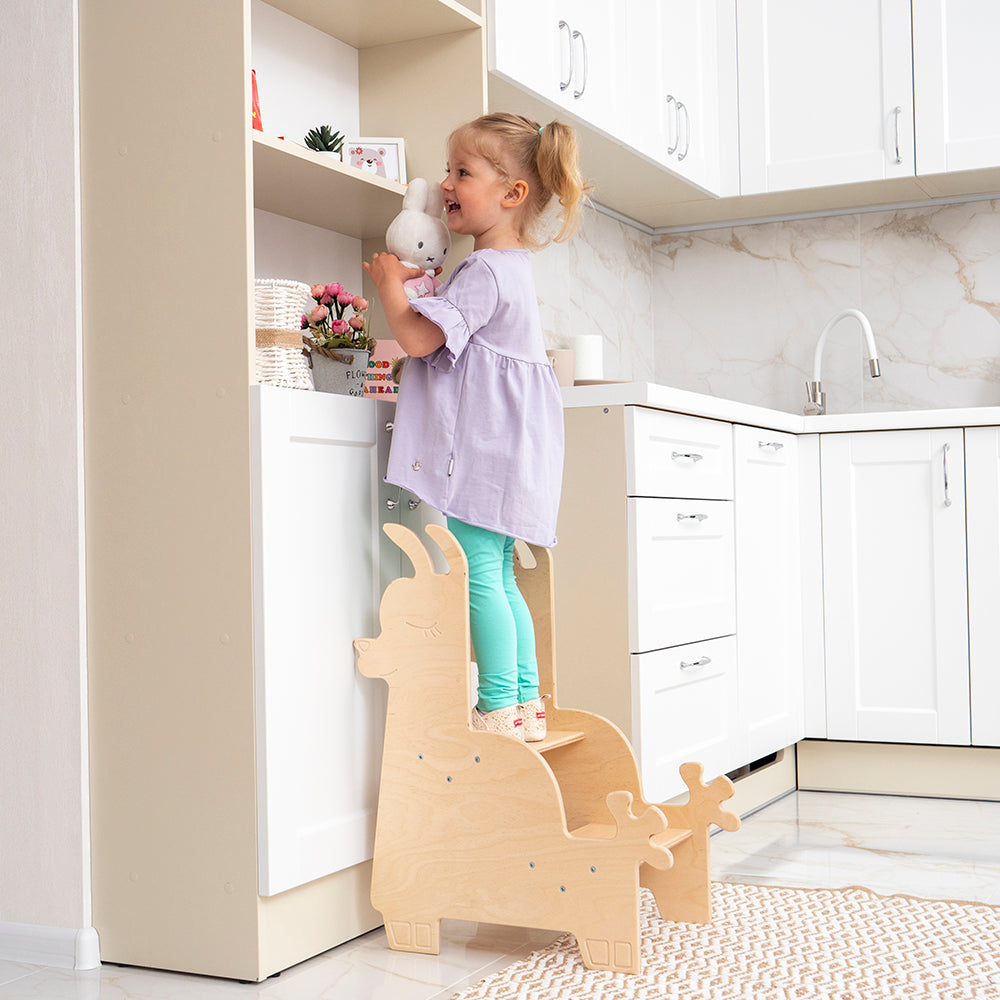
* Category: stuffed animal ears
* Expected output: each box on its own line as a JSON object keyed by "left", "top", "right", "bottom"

{"left": 403, "top": 177, "right": 446, "bottom": 221}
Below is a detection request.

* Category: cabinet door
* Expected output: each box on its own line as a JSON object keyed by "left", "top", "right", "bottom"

{"left": 632, "top": 636, "right": 738, "bottom": 801}
{"left": 963, "top": 427, "right": 1000, "bottom": 748}
{"left": 736, "top": 0, "right": 914, "bottom": 193}
{"left": 628, "top": 497, "right": 736, "bottom": 652}
{"left": 252, "top": 386, "right": 384, "bottom": 896}
{"left": 488, "top": 0, "right": 622, "bottom": 138}
{"left": 820, "top": 430, "right": 970, "bottom": 745}
{"left": 733, "top": 427, "right": 804, "bottom": 763}
{"left": 913, "top": 0, "right": 1000, "bottom": 175}
{"left": 629, "top": 0, "right": 738, "bottom": 196}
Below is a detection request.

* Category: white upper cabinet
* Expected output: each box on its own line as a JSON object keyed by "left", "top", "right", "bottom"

{"left": 736, "top": 0, "right": 915, "bottom": 194}
{"left": 913, "top": 0, "right": 1000, "bottom": 175}
{"left": 820, "top": 430, "right": 971, "bottom": 746}
{"left": 627, "top": 0, "right": 738, "bottom": 197}
{"left": 488, "top": 0, "right": 622, "bottom": 138}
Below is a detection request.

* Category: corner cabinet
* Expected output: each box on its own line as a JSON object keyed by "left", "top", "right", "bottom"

{"left": 819, "top": 430, "right": 971, "bottom": 745}
{"left": 82, "top": 0, "right": 486, "bottom": 982}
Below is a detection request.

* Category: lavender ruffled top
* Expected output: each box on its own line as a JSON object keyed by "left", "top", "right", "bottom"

{"left": 385, "top": 248, "right": 564, "bottom": 547}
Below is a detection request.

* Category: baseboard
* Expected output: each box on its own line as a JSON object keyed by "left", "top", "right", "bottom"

{"left": 0, "top": 922, "right": 100, "bottom": 970}
{"left": 725, "top": 748, "right": 797, "bottom": 818}
{"left": 797, "top": 740, "right": 1000, "bottom": 800}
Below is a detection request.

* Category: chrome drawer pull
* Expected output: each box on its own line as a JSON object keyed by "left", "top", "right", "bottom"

{"left": 680, "top": 656, "right": 711, "bottom": 670}
{"left": 671, "top": 451, "right": 703, "bottom": 463}
{"left": 676, "top": 513, "right": 709, "bottom": 523}
{"left": 408, "top": 498, "right": 421, "bottom": 510}
{"left": 758, "top": 440, "right": 784, "bottom": 451}
{"left": 558, "top": 20, "right": 573, "bottom": 92}
{"left": 943, "top": 442, "right": 952, "bottom": 507}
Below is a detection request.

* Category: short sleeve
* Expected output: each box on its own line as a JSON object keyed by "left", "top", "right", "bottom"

{"left": 408, "top": 255, "right": 499, "bottom": 373}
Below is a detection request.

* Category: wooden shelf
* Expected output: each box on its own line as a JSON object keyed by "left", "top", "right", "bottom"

{"left": 266, "top": 0, "right": 481, "bottom": 49}
{"left": 252, "top": 131, "right": 405, "bottom": 239}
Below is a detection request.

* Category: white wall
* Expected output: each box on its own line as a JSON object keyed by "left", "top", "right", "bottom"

{"left": 0, "top": 0, "right": 95, "bottom": 964}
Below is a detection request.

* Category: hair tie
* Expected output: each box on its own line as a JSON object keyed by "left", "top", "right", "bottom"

{"left": 538, "top": 125, "right": 544, "bottom": 136}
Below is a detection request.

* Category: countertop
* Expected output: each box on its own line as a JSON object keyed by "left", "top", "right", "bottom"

{"left": 561, "top": 382, "right": 1000, "bottom": 434}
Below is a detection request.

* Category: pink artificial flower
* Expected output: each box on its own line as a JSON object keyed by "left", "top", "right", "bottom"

{"left": 300, "top": 315, "right": 309, "bottom": 329}
{"left": 310, "top": 284, "right": 326, "bottom": 300}
{"left": 337, "top": 292, "right": 354, "bottom": 306}
{"left": 320, "top": 292, "right": 334, "bottom": 305}
{"left": 309, "top": 304, "right": 329, "bottom": 323}
{"left": 325, "top": 282, "right": 343, "bottom": 297}
{"left": 349, "top": 316, "right": 365, "bottom": 330}
{"left": 352, "top": 296, "right": 368, "bottom": 311}
{"left": 331, "top": 318, "right": 350, "bottom": 335}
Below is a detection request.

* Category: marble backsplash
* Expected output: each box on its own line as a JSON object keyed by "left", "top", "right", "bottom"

{"left": 535, "top": 197, "right": 1000, "bottom": 415}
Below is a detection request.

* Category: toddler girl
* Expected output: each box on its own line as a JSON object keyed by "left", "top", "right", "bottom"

{"left": 363, "top": 112, "right": 587, "bottom": 741}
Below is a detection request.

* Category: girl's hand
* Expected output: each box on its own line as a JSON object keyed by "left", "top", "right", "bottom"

{"left": 362, "top": 252, "right": 425, "bottom": 291}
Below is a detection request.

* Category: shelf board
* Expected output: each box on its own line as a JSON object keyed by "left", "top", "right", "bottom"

{"left": 252, "top": 131, "right": 405, "bottom": 239}
{"left": 266, "top": 0, "right": 481, "bottom": 49}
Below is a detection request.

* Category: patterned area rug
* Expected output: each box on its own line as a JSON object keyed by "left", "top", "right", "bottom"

{"left": 450, "top": 882, "right": 1000, "bottom": 999}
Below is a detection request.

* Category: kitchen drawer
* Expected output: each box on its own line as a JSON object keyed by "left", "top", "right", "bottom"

{"left": 626, "top": 407, "right": 734, "bottom": 499}
{"left": 628, "top": 497, "right": 736, "bottom": 653}
{"left": 631, "top": 636, "right": 738, "bottom": 802}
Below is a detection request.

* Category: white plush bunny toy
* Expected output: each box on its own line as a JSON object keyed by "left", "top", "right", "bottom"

{"left": 385, "top": 177, "right": 451, "bottom": 300}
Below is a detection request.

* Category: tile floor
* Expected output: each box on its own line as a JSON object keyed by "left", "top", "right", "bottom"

{"left": 2, "top": 790, "right": 998, "bottom": 999}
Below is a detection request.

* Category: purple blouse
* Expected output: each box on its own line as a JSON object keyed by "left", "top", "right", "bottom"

{"left": 385, "top": 248, "right": 564, "bottom": 547}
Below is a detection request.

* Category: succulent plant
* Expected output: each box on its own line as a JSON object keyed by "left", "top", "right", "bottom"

{"left": 304, "top": 125, "right": 345, "bottom": 154}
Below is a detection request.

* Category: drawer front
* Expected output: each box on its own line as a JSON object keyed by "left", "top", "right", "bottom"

{"left": 628, "top": 497, "right": 736, "bottom": 652}
{"left": 631, "top": 636, "right": 738, "bottom": 802}
{"left": 627, "top": 407, "right": 734, "bottom": 499}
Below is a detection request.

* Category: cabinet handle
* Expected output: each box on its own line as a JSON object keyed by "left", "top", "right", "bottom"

{"left": 572, "top": 29, "right": 588, "bottom": 99}
{"left": 677, "top": 512, "right": 709, "bottom": 523}
{"left": 758, "top": 440, "right": 784, "bottom": 451}
{"left": 893, "top": 105, "right": 902, "bottom": 165}
{"left": 666, "top": 95, "right": 679, "bottom": 155}
{"left": 671, "top": 450, "right": 703, "bottom": 463}
{"left": 943, "top": 442, "right": 952, "bottom": 507}
{"left": 385, "top": 420, "right": 394, "bottom": 432}
{"left": 386, "top": 497, "right": 399, "bottom": 510}
{"left": 680, "top": 656, "right": 711, "bottom": 670}
{"left": 408, "top": 498, "right": 421, "bottom": 511}
{"left": 676, "top": 100, "right": 690, "bottom": 161}
{"left": 558, "top": 20, "right": 573, "bottom": 92}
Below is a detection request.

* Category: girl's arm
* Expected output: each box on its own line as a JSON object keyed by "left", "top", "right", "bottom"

{"left": 363, "top": 252, "right": 446, "bottom": 358}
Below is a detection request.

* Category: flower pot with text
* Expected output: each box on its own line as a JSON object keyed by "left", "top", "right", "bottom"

{"left": 308, "top": 346, "right": 370, "bottom": 397}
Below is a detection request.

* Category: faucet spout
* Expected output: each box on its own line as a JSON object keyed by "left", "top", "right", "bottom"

{"left": 805, "top": 308, "right": 882, "bottom": 415}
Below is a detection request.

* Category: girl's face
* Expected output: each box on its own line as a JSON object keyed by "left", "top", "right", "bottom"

{"left": 441, "top": 138, "right": 525, "bottom": 250}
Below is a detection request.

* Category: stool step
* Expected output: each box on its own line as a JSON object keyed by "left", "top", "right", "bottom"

{"left": 569, "top": 822, "right": 693, "bottom": 850}
{"left": 530, "top": 729, "right": 586, "bottom": 753}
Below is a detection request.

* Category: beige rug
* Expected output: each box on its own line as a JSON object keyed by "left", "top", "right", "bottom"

{"left": 451, "top": 882, "right": 1000, "bottom": 999}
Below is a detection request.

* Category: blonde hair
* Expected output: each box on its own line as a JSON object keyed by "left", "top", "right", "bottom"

{"left": 448, "top": 113, "right": 591, "bottom": 249}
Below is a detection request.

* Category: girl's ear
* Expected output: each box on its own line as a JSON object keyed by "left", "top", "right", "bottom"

{"left": 503, "top": 179, "right": 529, "bottom": 208}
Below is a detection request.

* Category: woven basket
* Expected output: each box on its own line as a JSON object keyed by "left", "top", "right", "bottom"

{"left": 255, "top": 328, "right": 314, "bottom": 390}
{"left": 253, "top": 278, "right": 314, "bottom": 390}
{"left": 254, "top": 278, "right": 312, "bottom": 330}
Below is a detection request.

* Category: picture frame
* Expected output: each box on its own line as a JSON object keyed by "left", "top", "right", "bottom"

{"left": 344, "top": 137, "right": 407, "bottom": 184}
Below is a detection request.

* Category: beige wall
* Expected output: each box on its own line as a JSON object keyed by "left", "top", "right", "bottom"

{"left": 0, "top": 0, "right": 91, "bottom": 935}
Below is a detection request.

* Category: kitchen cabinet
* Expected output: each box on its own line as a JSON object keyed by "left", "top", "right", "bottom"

{"left": 820, "top": 430, "right": 971, "bottom": 745}
{"left": 627, "top": 0, "right": 739, "bottom": 197}
{"left": 913, "top": 0, "right": 1000, "bottom": 177}
{"left": 962, "top": 427, "right": 1000, "bottom": 748}
{"left": 555, "top": 406, "right": 739, "bottom": 801}
{"left": 488, "top": 0, "right": 623, "bottom": 140}
{"left": 736, "top": 0, "right": 914, "bottom": 194}
{"left": 83, "top": 0, "right": 485, "bottom": 981}
{"left": 733, "top": 426, "right": 804, "bottom": 763}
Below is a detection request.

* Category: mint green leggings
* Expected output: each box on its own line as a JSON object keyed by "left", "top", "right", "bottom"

{"left": 447, "top": 517, "right": 540, "bottom": 712}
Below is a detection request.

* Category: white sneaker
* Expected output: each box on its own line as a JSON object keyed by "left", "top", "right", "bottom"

{"left": 518, "top": 697, "right": 547, "bottom": 742}
{"left": 471, "top": 705, "right": 524, "bottom": 740}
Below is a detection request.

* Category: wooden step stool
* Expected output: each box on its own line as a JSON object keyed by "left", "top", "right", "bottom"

{"left": 354, "top": 523, "right": 739, "bottom": 974}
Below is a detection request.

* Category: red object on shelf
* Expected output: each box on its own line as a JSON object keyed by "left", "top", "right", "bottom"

{"left": 251, "top": 69, "right": 263, "bottom": 131}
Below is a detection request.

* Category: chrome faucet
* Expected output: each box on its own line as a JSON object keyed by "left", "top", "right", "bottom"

{"left": 805, "top": 308, "right": 881, "bottom": 415}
